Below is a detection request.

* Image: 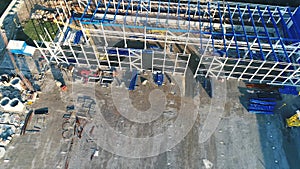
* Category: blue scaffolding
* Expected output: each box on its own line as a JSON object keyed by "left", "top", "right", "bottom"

{"left": 45, "top": 0, "right": 300, "bottom": 86}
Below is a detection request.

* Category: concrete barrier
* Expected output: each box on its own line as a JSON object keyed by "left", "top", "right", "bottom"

{"left": 10, "top": 77, "right": 23, "bottom": 91}
{"left": 0, "top": 97, "right": 11, "bottom": 111}
{"left": 0, "top": 97, "right": 25, "bottom": 112}
{"left": 9, "top": 98, "right": 24, "bottom": 112}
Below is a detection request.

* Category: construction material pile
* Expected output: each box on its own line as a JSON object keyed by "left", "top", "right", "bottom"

{"left": 0, "top": 74, "right": 39, "bottom": 158}
{"left": 242, "top": 83, "right": 282, "bottom": 114}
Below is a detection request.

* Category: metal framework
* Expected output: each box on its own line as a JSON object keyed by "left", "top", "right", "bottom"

{"left": 35, "top": 0, "right": 300, "bottom": 86}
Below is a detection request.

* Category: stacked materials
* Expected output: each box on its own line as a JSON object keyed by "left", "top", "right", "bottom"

{"left": 248, "top": 98, "right": 276, "bottom": 114}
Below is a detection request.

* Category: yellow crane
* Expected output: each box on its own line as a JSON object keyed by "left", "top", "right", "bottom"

{"left": 286, "top": 110, "right": 300, "bottom": 127}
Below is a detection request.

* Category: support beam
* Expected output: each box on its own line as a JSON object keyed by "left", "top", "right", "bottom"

{"left": 81, "top": 0, "right": 92, "bottom": 21}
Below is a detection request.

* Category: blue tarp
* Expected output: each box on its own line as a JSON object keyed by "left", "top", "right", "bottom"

{"left": 288, "top": 8, "right": 300, "bottom": 41}
{"left": 74, "top": 30, "right": 83, "bottom": 44}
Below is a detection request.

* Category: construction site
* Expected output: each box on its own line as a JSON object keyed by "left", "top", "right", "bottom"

{"left": 0, "top": 0, "right": 299, "bottom": 168}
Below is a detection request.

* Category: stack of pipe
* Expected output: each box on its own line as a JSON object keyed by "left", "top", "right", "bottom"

{"left": 248, "top": 98, "right": 276, "bottom": 114}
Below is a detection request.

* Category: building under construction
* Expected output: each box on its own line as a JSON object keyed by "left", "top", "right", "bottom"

{"left": 1, "top": 0, "right": 300, "bottom": 169}
{"left": 35, "top": 0, "right": 300, "bottom": 86}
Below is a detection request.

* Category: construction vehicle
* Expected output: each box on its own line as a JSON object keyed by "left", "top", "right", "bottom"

{"left": 0, "top": 30, "right": 35, "bottom": 91}
{"left": 286, "top": 110, "right": 300, "bottom": 127}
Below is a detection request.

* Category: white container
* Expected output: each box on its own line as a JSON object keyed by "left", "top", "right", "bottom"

{"left": 0, "top": 97, "right": 11, "bottom": 111}
{"left": 9, "top": 77, "right": 23, "bottom": 91}
{"left": 9, "top": 98, "right": 25, "bottom": 112}
{"left": 0, "top": 147, "right": 5, "bottom": 159}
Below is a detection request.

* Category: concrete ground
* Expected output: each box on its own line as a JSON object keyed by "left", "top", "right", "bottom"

{"left": 0, "top": 53, "right": 299, "bottom": 168}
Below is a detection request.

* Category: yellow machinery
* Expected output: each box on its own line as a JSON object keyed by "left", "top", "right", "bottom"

{"left": 147, "top": 30, "right": 166, "bottom": 35}
{"left": 286, "top": 110, "right": 300, "bottom": 127}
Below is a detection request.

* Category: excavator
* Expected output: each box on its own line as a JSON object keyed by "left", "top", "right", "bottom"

{"left": 286, "top": 110, "right": 300, "bottom": 127}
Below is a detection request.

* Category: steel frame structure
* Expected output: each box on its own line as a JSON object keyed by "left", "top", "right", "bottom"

{"left": 35, "top": 0, "right": 300, "bottom": 86}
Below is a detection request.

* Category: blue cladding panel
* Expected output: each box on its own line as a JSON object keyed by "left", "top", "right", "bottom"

{"left": 288, "top": 7, "right": 300, "bottom": 41}
{"left": 267, "top": 7, "right": 291, "bottom": 63}
{"left": 247, "top": 5, "right": 265, "bottom": 61}
{"left": 237, "top": 5, "right": 252, "bottom": 59}
{"left": 277, "top": 7, "right": 293, "bottom": 39}
{"left": 63, "top": 27, "right": 71, "bottom": 42}
{"left": 257, "top": 6, "right": 278, "bottom": 61}
{"left": 227, "top": 5, "right": 240, "bottom": 58}
{"left": 293, "top": 7, "right": 300, "bottom": 29}
{"left": 74, "top": 30, "right": 83, "bottom": 44}
{"left": 73, "top": 1, "right": 300, "bottom": 66}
